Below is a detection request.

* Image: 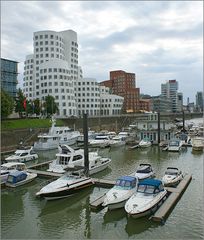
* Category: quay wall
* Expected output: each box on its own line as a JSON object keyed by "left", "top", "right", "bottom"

{"left": 1, "top": 112, "right": 202, "bottom": 152}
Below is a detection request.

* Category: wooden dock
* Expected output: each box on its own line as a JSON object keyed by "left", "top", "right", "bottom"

{"left": 90, "top": 194, "right": 106, "bottom": 210}
{"left": 151, "top": 174, "right": 192, "bottom": 222}
{"left": 92, "top": 178, "right": 115, "bottom": 188}
{"left": 27, "top": 169, "right": 63, "bottom": 178}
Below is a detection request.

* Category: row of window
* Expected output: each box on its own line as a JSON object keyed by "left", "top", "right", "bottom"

{"left": 35, "top": 41, "right": 64, "bottom": 47}
{"left": 35, "top": 47, "right": 63, "bottom": 53}
{"left": 40, "top": 75, "right": 70, "bottom": 81}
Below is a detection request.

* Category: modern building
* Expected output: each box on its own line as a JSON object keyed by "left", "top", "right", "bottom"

{"left": 99, "top": 85, "right": 124, "bottom": 116}
{"left": 1, "top": 58, "right": 18, "bottom": 98}
{"left": 76, "top": 78, "right": 124, "bottom": 117}
{"left": 100, "top": 70, "right": 140, "bottom": 113}
{"left": 195, "top": 92, "right": 203, "bottom": 112}
{"left": 161, "top": 80, "right": 180, "bottom": 112}
{"left": 23, "top": 30, "right": 79, "bottom": 117}
{"left": 151, "top": 96, "right": 171, "bottom": 113}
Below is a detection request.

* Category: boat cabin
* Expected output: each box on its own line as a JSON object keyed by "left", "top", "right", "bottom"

{"left": 115, "top": 176, "right": 137, "bottom": 189}
{"left": 137, "top": 179, "right": 164, "bottom": 194}
{"left": 7, "top": 171, "right": 27, "bottom": 184}
{"left": 169, "top": 140, "right": 180, "bottom": 147}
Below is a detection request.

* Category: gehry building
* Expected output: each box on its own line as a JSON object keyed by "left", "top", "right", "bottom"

{"left": 23, "top": 30, "right": 79, "bottom": 116}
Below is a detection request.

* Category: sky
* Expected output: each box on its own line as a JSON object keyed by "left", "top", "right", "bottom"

{"left": 1, "top": 1, "right": 203, "bottom": 104}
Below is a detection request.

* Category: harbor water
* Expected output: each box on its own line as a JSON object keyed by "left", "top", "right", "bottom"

{"left": 1, "top": 125, "right": 204, "bottom": 239}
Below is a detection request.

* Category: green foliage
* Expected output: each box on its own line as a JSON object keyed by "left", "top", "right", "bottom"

{"left": 15, "top": 88, "right": 26, "bottom": 117}
{"left": 33, "top": 98, "right": 41, "bottom": 115}
{"left": 1, "top": 89, "right": 14, "bottom": 118}
{"left": 1, "top": 118, "right": 64, "bottom": 130}
{"left": 44, "top": 95, "right": 58, "bottom": 116}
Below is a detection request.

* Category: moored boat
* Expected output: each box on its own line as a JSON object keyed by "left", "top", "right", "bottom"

{"left": 1, "top": 162, "right": 27, "bottom": 185}
{"left": 134, "top": 163, "right": 155, "bottom": 180}
{"left": 102, "top": 176, "right": 138, "bottom": 210}
{"left": 47, "top": 144, "right": 111, "bottom": 175}
{"left": 125, "top": 179, "right": 167, "bottom": 218}
{"left": 192, "top": 137, "right": 204, "bottom": 151}
{"left": 5, "top": 170, "right": 37, "bottom": 188}
{"left": 36, "top": 171, "right": 93, "bottom": 200}
{"left": 5, "top": 146, "right": 38, "bottom": 163}
{"left": 162, "top": 167, "right": 183, "bottom": 187}
{"left": 168, "top": 139, "right": 183, "bottom": 152}
{"left": 139, "top": 138, "right": 152, "bottom": 148}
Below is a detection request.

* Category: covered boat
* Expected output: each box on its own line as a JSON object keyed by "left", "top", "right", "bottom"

{"left": 5, "top": 170, "right": 37, "bottom": 188}
{"left": 134, "top": 163, "right": 155, "bottom": 180}
{"left": 102, "top": 176, "right": 138, "bottom": 210}
{"left": 125, "top": 179, "right": 167, "bottom": 218}
{"left": 192, "top": 137, "right": 204, "bottom": 151}
{"left": 36, "top": 171, "right": 93, "bottom": 200}
{"left": 162, "top": 167, "right": 183, "bottom": 186}
{"left": 1, "top": 162, "right": 27, "bottom": 185}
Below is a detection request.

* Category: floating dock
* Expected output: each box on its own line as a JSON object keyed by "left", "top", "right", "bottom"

{"left": 90, "top": 194, "right": 106, "bottom": 210}
{"left": 151, "top": 174, "right": 192, "bottom": 222}
{"left": 27, "top": 169, "right": 63, "bottom": 178}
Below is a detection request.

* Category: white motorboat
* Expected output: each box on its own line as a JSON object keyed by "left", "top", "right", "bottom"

{"left": 102, "top": 176, "right": 138, "bottom": 210}
{"left": 134, "top": 163, "right": 155, "bottom": 180}
{"left": 33, "top": 117, "right": 80, "bottom": 150}
{"left": 5, "top": 170, "right": 37, "bottom": 188}
{"left": 110, "top": 135, "right": 126, "bottom": 148}
{"left": 1, "top": 162, "right": 27, "bottom": 185}
{"left": 36, "top": 171, "right": 93, "bottom": 200}
{"left": 125, "top": 179, "right": 167, "bottom": 218}
{"left": 162, "top": 167, "right": 183, "bottom": 187}
{"left": 76, "top": 131, "right": 97, "bottom": 146}
{"left": 89, "top": 135, "right": 112, "bottom": 148}
{"left": 5, "top": 146, "right": 38, "bottom": 163}
{"left": 168, "top": 139, "right": 183, "bottom": 152}
{"left": 192, "top": 137, "right": 204, "bottom": 151}
{"left": 47, "top": 145, "right": 111, "bottom": 175}
{"left": 139, "top": 139, "right": 152, "bottom": 148}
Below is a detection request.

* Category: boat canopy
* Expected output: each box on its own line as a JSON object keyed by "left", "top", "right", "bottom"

{"left": 115, "top": 176, "right": 137, "bottom": 188}
{"left": 139, "top": 179, "right": 162, "bottom": 187}
{"left": 7, "top": 171, "right": 27, "bottom": 184}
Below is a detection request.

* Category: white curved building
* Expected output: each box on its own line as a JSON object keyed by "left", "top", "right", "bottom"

{"left": 23, "top": 30, "right": 79, "bottom": 117}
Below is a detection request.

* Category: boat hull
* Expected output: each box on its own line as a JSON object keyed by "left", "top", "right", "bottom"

{"left": 126, "top": 191, "right": 167, "bottom": 219}
{"left": 6, "top": 174, "right": 37, "bottom": 188}
{"left": 105, "top": 199, "right": 127, "bottom": 210}
{"left": 37, "top": 180, "right": 93, "bottom": 200}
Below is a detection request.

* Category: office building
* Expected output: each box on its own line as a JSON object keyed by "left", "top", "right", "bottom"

{"left": 1, "top": 58, "right": 18, "bottom": 98}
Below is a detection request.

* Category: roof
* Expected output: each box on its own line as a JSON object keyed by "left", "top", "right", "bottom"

{"left": 139, "top": 179, "right": 162, "bottom": 187}
{"left": 118, "top": 176, "right": 136, "bottom": 182}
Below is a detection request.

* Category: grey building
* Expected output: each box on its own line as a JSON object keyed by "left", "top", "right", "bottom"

{"left": 151, "top": 96, "right": 171, "bottom": 113}
{"left": 196, "top": 92, "right": 203, "bottom": 112}
{"left": 1, "top": 58, "right": 18, "bottom": 98}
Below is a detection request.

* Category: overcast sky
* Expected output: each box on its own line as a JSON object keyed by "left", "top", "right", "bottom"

{"left": 1, "top": 1, "right": 203, "bottom": 103}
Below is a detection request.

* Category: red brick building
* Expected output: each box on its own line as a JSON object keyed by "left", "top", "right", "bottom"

{"left": 100, "top": 70, "right": 141, "bottom": 113}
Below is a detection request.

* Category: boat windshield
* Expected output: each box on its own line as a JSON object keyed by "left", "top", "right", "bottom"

{"left": 136, "top": 166, "right": 151, "bottom": 173}
{"left": 137, "top": 184, "right": 156, "bottom": 194}
{"left": 115, "top": 179, "right": 136, "bottom": 189}
{"left": 165, "top": 171, "right": 178, "bottom": 175}
{"left": 169, "top": 141, "right": 179, "bottom": 146}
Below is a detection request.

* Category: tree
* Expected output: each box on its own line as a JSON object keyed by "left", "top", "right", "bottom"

{"left": 44, "top": 95, "right": 58, "bottom": 117}
{"left": 33, "top": 98, "right": 41, "bottom": 115}
{"left": 1, "top": 89, "right": 14, "bottom": 118}
{"left": 15, "top": 88, "right": 26, "bottom": 118}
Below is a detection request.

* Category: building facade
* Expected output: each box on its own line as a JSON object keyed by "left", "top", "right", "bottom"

{"left": 195, "top": 91, "right": 203, "bottom": 112}
{"left": 23, "top": 30, "right": 79, "bottom": 117}
{"left": 100, "top": 70, "right": 140, "bottom": 113}
{"left": 161, "top": 80, "right": 180, "bottom": 112}
{"left": 1, "top": 58, "right": 18, "bottom": 98}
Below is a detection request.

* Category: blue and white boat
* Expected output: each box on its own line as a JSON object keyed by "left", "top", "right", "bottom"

{"left": 134, "top": 163, "right": 155, "bottom": 180}
{"left": 102, "top": 176, "right": 138, "bottom": 210}
{"left": 125, "top": 179, "right": 167, "bottom": 218}
{"left": 5, "top": 170, "right": 37, "bottom": 188}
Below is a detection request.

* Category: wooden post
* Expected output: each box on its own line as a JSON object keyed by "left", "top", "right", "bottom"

{"left": 83, "top": 113, "right": 89, "bottom": 177}
{"left": 158, "top": 112, "right": 160, "bottom": 144}
{"left": 182, "top": 110, "right": 185, "bottom": 131}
